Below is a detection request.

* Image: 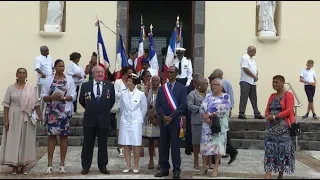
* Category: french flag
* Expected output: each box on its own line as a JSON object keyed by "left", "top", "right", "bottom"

{"left": 148, "top": 30, "right": 159, "bottom": 73}
{"left": 96, "top": 22, "right": 110, "bottom": 80}
{"left": 114, "top": 34, "right": 128, "bottom": 80}
{"left": 135, "top": 25, "right": 145, "bottom": 74}
{"left": 163, "top": 29, "right": 177, "bottom": 82}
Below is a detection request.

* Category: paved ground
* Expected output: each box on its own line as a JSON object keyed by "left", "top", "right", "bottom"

{"left": 1, "top": 147, "right": 320, "bottom": 179}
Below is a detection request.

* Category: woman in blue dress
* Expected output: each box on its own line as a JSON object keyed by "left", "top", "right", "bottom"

{"left": 41, "top": 59, "right": 76, "bottom": 174}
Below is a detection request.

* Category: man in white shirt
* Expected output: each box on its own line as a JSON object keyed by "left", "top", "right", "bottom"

{"left": 173, "top": 47, "right": 193, "bottom": 86}
{"left": 127, "top": 48, "right": 138, "bottom": 72}
{"left": 300, "top": 59, "right": 318, "bottom": 119}
{"left": 34, "top": 46, "right": 54, "bottom": 102}
{"left": 238, "top": 46, "right": 264, "bottom": 119}
{"left": 137, "top": 57, "right": 157, "bottom": 78}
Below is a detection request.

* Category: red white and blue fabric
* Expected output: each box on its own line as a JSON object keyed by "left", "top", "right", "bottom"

{"left": 162, "top": 83, "right": 177, "bottom": 111}
{"left": 97, "top": 22, "right": 110, "bottom": 80}
{"left": 135, "top": 25, "right": 145, "bottom": 73}
{"left": 114, "top": 34, "right": 128, "bottom": 80}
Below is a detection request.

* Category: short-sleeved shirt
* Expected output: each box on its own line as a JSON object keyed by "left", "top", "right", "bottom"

{"left": 240, "top": 54, "right": 257, "bottom": 85}
{"left": 34, "top": 55, "right": 53, "bottom": 84}
{"left": 300, "top": 69, "right": 316, "bottom": 85}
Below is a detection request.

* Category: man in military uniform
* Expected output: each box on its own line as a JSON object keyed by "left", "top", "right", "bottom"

{"left": 173, "top": 47, "right": 193, "bottom": 86}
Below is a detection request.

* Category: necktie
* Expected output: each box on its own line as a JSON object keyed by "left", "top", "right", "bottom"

{"left": 178, "top": 61, "right": 182, "bottom": 75}
{"left": 96, "top": 82, "right": 101, "bottom": 102}
{"left": 132, "top": 59, "right": 135, "bottom": 71}
{"left": 169, "top": 83, "right": 173, "bottom": 91}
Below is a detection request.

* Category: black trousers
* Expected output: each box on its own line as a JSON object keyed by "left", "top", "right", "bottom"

{"left": 73, "top": 85, "right": 80, "bottom": 112}
{"left": 81, "top": 127, "right": 109, "bottom": 170}
{"left": 159, "top": 123, "right": 181, "bottom": 173}
{"left": 185, "top": 114, "right": 193, "bottom": 153}
{"left": 239, "top": 81, "right": 260, "bottom": 115}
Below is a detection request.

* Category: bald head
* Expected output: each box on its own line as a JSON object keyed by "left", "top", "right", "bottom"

{"left": 247, "top": 46, "right": 256, "bottom": 57}
{"left": 40, "top": 46, "right": 49, "bottom": 56}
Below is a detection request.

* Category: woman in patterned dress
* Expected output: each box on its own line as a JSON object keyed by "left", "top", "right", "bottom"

{"left": 142, "top": 75, "right": 161, "bottom": 169}
{"left": 198, "top": 78, "right": 231, "bottom": 177}
{"left": 41, "top": 59, "right": 76, "bottom": 174}
{"left": 264, "top": 75, "right": 295, "bottom": 179}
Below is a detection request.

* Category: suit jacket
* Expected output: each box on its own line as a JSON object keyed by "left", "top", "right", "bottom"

{"left": 156, "top": 81, "right": 187, "bottom": 127}
{"left": 188, "top": 89, "right": 205, "bottom": 125}
{"left": 79, "top": 80, "right": 115, "bottom": 128}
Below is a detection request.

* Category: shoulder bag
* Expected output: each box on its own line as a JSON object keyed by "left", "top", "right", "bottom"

{"left": 284, "top": 91, "right": 301, "bottom": 137}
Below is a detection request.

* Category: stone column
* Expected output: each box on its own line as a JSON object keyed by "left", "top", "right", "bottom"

{"left": 193, "top": 1, "right": 205, "bottom": 76}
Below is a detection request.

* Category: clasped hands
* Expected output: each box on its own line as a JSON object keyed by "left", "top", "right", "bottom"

{"left": 265, "top": 114, "right": 276, "bottom": 122}
{"left": 163, "top": 116, "right": 172, "bottom": 125}
{"left": 50, "top": 93, "right": 65, "bottom": 101}
{"left": 202, "top": 113, "right": 216, "bottom": 124}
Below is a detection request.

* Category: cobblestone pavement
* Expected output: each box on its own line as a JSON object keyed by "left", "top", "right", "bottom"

{"left": 0, "top": 147, "right": 320, "bottom": 179}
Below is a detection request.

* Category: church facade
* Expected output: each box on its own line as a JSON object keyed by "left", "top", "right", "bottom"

{"left": 0, "top": 1, "right": 319, "bottom": 115}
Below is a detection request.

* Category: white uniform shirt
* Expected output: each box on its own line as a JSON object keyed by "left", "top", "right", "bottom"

{"left": 300, "top": 69, "right": 316, "bottom": 85}
{"left": 173, "top": 56, "right": 193, "bottom": 86}
{"left": 93, "top": 79, "right": 103, "bottom": 98}
{"left": 66, "top": 61, "right": 86, "bottom": 86}
{"left": 34, "top": 55, "right": 53, "bottom": 84}
{"left": 240, "top": 54, "right": 257, "bottom": 85}
{"left": 128, "top": 58, "right": 138, "bottom": 70}
{"left": 138, "top": 67, "right": 157, "bottom": 78}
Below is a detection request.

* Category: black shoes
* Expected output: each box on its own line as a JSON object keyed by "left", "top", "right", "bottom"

{"left": 173, "top": 172, "right": 180, "bottom": 179}
{"left": 81, "top": 169, "right": 89, "bottom": 174}
{"left": 254, "top": 114, "right": 264, "bottom": 119}
{"left": 238, "top": 114, "right": 247, "bottom": 119}
{"left": 238, "top": 114, "right": 264, "bottom": 119}
{"left": 228, "top": 150, "right": 239, "bottom": 165}
{"left": 100, "top": 168, "right": 110, "bottom": 174}
{"left": 155, "top": 171, "right": 169, "bottom": 177}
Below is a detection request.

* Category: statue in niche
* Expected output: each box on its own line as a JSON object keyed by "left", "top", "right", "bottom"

{"left": 44, "top": 1, "right": 64, "bottom": 32}
{"left": 256, "top": 1, "right": 277, "bottom": 36}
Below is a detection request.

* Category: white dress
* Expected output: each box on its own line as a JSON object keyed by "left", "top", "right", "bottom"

{"left": 118, "top": 88, "right": 147, "bottom": 146}
{"left": 114, "top": 79, "right": 127, "bottom": 129}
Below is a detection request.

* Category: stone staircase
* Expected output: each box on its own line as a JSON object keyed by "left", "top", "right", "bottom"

{"left": 0, "top": 114, "right": 319, "bottom": 150}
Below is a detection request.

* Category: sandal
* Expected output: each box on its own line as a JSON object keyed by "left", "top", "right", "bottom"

{"left": 211, "top": 167, "right": 218, "bottom": 177}
{"left": 59, "top": 166, "right": 66, "bottom": 174}
{"left": 46, "top": 166, "right": 53, "bottom": 174}
{"left": 148, "top": 161, "right": 154, "bottom": 169}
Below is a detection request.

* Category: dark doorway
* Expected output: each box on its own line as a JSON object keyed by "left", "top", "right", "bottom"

{"left": 128, "top": 1, "right": 194, "bottom": 59}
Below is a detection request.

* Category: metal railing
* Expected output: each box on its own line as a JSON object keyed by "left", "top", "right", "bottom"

{"left": 285, "top": 82, "right": 302, "bottom": 150}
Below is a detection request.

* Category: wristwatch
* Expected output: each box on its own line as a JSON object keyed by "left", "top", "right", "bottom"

{"left": 272, "top": 115, "right": 276, "bottom": 120}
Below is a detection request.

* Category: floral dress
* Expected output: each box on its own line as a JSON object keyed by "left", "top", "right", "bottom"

{"left": 264, "top": 97, "right": 295, "bottom": 174}
{"left": 199, "top": 93, "right": 231, "bottom": 156}
{"left": 45, "top": 79, "right": 72, "bottom": 136}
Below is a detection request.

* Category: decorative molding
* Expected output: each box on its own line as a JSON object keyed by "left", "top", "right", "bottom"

{"left": 257, "top": 36, "right": 280, "bottom": 42}
{"left": 38, "top": 31, "right": 65, "bottom": 38}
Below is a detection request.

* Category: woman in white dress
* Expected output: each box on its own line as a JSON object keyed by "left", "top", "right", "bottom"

{"left": 114, "top": 66, "right": 134, "bottom": 157}
{"left": 119, "top": 74, "right": 147, "bottom": 173}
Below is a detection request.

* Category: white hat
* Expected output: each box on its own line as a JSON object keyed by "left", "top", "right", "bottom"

{"left": 176, "top": 47, "right": 186, "bottom": 52}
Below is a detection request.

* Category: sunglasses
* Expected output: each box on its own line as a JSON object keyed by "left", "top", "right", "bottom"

{"left": 167, "top": 71, "right": 175, "bottom": 74}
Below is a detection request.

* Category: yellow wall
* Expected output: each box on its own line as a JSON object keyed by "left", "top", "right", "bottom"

{"left": 205, "top": 1, "right": 320, "bottom": 116}
{"left": 0, "top": 1, "right": 117, "bottom": 111}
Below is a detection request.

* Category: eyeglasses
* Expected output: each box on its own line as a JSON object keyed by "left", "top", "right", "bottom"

{"left": 211, "top": 83, "right": 220, "bottom": 86}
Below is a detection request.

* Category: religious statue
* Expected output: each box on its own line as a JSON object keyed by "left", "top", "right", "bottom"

{"left": 44, "top": 1, "right": 64, "bottom": 32}
{"left": 256, "top": 1, "right": 277, "bottom": 36}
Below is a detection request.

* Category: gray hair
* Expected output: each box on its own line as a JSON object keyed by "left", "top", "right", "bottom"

{"left": 152, "top": 75, "right": 160, "bottom": 81}
{"left": 192, "top": 73, "right": 202, "bottom": 84}
{"left": 92, "top": 65, "right": 104, "bottom": 74}
{"left": 212, "top": 78, "right": 224, "bottom": 86}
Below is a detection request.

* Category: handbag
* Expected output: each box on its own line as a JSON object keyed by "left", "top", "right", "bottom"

{"left": 210, "top": 115, "right": 221, "bottom": 134}
{"left": 284, "top": 91, "right": 301, "bottom": 137}
{"left": 110, "top": 103, "right": 119, "bottom": 113}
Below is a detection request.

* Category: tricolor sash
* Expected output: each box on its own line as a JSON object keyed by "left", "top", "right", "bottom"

{"left": 162, "top": 83, "right": 178, "bottom": 111}
{"left": 162, "top": 83, "right": 184, "bottom": 138}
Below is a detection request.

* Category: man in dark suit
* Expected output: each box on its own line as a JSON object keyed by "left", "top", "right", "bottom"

{"left": 155, "top": 66, "right": 187, "bottom": 179}
{"left": 79, "top": 66, "right": 115, "bottom": 175}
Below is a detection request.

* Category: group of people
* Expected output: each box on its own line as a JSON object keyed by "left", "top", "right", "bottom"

{"left": 0, "top": 44, "right": 298, "bottom": 179}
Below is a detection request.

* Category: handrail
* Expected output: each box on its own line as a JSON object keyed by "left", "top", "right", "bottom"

{"left": 285, "top": 83, "right": 302, "bottom": 107}
{"left": 285, "top": 82, "right": 302, "bottom": 151}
